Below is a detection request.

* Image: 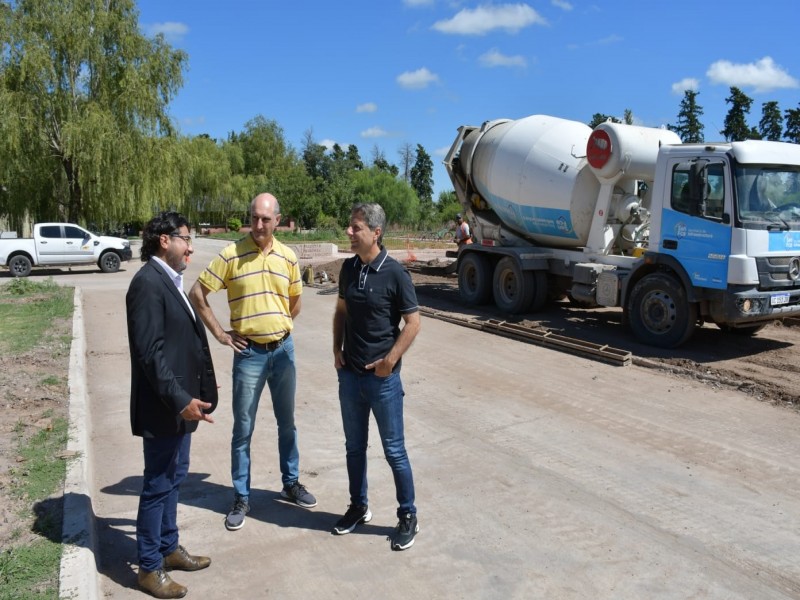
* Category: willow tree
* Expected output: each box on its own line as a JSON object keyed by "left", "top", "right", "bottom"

{"left": 0, "top": 0, "right": 187, "bottom": 226}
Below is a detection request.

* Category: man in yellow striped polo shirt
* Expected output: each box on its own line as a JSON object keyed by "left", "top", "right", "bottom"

{"left": 189, "top": 192, "right": 316, "bottom": 531}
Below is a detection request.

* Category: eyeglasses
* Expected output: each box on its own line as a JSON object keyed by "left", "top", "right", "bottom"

{"left": 169, "top": 233, "right": 193, "bottom": 246}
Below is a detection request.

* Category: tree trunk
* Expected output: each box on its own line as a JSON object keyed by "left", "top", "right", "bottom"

{"left": 63, "top": 156, "right": 82, "bottom": 223}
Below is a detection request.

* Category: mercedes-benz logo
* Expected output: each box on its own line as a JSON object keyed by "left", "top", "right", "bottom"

{"left": 789, "top": 256, "right": 800, "bottom": 282}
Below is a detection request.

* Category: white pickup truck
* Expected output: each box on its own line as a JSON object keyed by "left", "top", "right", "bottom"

{"left": 0, "top": 223, "right": 133, "bottom": 277}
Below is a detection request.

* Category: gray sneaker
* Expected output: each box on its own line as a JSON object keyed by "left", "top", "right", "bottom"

{"left": 225, "top": 496, "right": 249, "bottom": 531}
{"left": 280, "top": 482, "right": 317, "bottom": 508}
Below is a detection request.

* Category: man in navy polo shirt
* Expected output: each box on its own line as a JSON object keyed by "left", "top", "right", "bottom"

{"left": 331, "top": 202, "right": 422, "bottom": 550}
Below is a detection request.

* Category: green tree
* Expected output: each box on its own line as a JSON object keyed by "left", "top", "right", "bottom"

{"left": 623, "top": 109, "right": 634, "bottom": 125}
{"left": 0, "top": 0, "right": 187, "bottom": 225}
{"left": 436, "top": 190, "right": 460, "bottom": 222}
{"left": 758, "top": 101, "right": 783, "bottom": 141}
{"left": 345, "top": 144, "right": 363, "bottom": 171}
{"left": 721, "top": 87, "right": 755, "bottom": 141}
{"left": 410, "top": 144, "right": 433, "bottom": 207}
{"left": 371, "top": 145, "right": 399, "bottom": 177}
{"left": 785, "top": 105, "right": 800, "bottom": 144}
{"left": 671, "top": 90, "right": 705, "bottom": 143}
{"left": 350, "top": 168, "right": 419, "bottom": 227}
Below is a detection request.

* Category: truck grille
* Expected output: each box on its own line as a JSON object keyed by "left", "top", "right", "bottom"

{"left": 755, "top": 256, "right": 800, "bottom": 290}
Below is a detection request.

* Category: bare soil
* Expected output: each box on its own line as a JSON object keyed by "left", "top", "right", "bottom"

{"left": 0, "top": 318, "right": 71, "bottom": 550}
{"left": 311, "top": 257, "right": 800, "bottom": 409}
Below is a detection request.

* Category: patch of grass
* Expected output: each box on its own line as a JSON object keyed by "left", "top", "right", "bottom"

{"left": 0, "top": 279, "right": 73, "bottom": 353}
{"left": 0, "top": 280, "right": 74, "bottom": 599}
{"left": 0, "top": 539, "right": 61, "bottom": 600}
{"left": 12, "top": 417, "right": 69, "bottom": 502}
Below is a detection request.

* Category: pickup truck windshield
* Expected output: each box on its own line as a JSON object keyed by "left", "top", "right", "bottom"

{"left": 735, "top": 165, "right": 800, "bottom": 231}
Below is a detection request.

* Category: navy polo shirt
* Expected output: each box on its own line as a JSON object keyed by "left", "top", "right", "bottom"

{"left": 338, "top": 247, "right": 419, "bottom": 373}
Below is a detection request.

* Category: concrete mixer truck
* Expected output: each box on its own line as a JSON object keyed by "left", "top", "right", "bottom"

{"left": 443, "top": 114, "right": 800, "bottom": 347}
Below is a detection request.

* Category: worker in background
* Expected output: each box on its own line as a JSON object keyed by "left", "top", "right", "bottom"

{"left": 454, "top": 213, "right": 472, "bottom": 246}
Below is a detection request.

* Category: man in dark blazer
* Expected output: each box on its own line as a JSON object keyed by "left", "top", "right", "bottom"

{"left": 127, "top": 211, "right": 218, "bottom": 599}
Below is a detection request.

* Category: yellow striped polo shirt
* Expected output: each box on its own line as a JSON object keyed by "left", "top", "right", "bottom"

{"left": 197, "top": 235, "right": 302, "bottom": 343}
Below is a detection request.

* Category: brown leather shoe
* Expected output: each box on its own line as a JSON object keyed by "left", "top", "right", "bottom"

{"left": 137, "top": 568, "right": 187, "bottom": 599}
{"left": 164, "top": 545, "right": 211, "bottom": 571}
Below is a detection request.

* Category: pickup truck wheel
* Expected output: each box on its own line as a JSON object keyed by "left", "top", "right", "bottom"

{"left": 458, "top": 252, "right": 492, "bottom": 305}
{"left": 99, "top": 252, "right": 121, "bottom": 273}
{"left": 9, "top": 255, "right": 32, "bottom": 277}
{"left": 627, "top": 272, "right": 697, "bottom": 348}
{"left": 493, "top": 257, "right": 534, "bottom": 314}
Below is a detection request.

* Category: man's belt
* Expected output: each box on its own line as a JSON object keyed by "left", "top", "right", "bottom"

{"left": 248, "top": 331, "right": 289, "bottom": 351}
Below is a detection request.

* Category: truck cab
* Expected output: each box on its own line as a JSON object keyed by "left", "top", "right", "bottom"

{"left": 648, "top": 142, "right": 800, "bottom": 332}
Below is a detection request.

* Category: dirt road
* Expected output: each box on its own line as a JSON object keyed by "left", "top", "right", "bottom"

{"left": 38, "top": 238, "right": 800, "bottom": 598}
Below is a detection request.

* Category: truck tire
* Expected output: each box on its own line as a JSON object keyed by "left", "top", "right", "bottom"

{"left": 627, "top": 272, "right": 697, "bottom": 348}
{"left": 459, "top": 252, "right": 492, "bottom": 305}
{"left": 8, "top": 254, "right": 32, "bottom": 277}
{"left": 99, "top": 252, "right": 121, "bottom": 273}
{"left": 493, "top": 257, "right": 534, "bottom": 314}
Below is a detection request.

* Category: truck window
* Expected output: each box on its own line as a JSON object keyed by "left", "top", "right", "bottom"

{"left": 39, "top": 225, "right": 61, "bottom": 238}
{"left": 670, "top": 162, "right": 725, "bottom": 221}
{"left": 64, "top": 226, "right": 88, "bottom": 239}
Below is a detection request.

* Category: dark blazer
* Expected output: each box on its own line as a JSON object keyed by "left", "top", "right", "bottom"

{"left": 127, "top": 259, "right": 218, "bottom": 437}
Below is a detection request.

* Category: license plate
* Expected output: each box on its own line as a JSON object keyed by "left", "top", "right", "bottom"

{"left": 770, "top": 293, "right": 790, "bottom": 306}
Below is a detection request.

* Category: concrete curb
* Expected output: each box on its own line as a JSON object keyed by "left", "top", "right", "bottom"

{"left": 59, "top": 286, "right": 100, "bottom": 600}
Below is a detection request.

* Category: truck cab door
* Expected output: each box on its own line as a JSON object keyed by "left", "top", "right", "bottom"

{"left": 36, "top": 225, "right": 68, "bottom": 263}
{"left": 659, "top": 159, "right": 732, "bottom": 290}
{"left": 63, "top": 225, "right": 95, "bottom": 261}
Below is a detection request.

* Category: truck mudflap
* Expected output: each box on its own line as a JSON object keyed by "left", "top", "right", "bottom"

{"left": 715, "top": 287, "right": 800, "bottom": 325}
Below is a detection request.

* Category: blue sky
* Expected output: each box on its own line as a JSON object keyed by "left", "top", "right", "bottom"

{"left": 135, "top": 0, "right": 800, "bottom": 199}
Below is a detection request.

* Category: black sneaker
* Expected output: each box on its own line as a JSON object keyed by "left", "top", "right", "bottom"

{"left": 332, "top": 504, "right": 372, "bottom": 535}
{"left": 391, "top": 513, "right": 419, "bottom": 550}
{"left": 280, "top": 481, "right": 317, "bottom": 508}
{"left": 225, "top": 496, "right": 250, "bottom": 531}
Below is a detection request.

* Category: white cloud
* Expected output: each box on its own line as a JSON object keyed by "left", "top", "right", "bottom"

{"left": 671, "top": 78, "right": 700, "bottom": 95}
{"left": 433, "top": 4, "right": 547, "bottom": 35}
{"left": 319, "top": 138, "right": 337, "bottom": 150}
{"left": 361, "top": 127, "right": 388, "bottom": 138}
{"left": 356, "top": 102, "right": 378, "bottom": 113}
{"left": 706, "top": 56, "right": 799, "bottom": 93}
{"left": 143, "top": 21, "right": 189, "bottom": 44}
{"left": 396, "top": 67, "right": 440, "bottom": 89}
{"left": 479, "top": 49, "right": 527, "bottom": 68}
{"left": 551, "top": 0, "right": 573, "bottom": 10}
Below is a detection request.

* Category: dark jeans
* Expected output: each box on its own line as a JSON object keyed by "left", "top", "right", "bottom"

{"left": 137, "top": 433, "right": 191, "bottom": 572}
{"left": 337, "top": 368, "right": 416, "bottom": 517}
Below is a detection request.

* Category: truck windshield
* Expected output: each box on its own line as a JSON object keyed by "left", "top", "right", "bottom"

{"left": 735, "top": 165, "right": 800, "bottom": 231}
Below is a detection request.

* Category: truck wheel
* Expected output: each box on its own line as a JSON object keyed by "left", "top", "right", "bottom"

{"left": 459, "top": 252, "right": 492, "bottom": 305}
{"left": 493, "top": 257, "right": 534, "bottom": 313}
{"left": 99, "top": 252, "right": 121, "bottom": 273}
{"left": 627, "top": 272, "right": 697, "bottom": 348}
{"left": 9, "top": 255, "right": 32, "bottom": 277}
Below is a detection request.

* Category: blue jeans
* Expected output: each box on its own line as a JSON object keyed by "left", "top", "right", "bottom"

{"left": 231, "top": 335, "right": 298, "bottom": 498}
{"left": 337, "top": 368, "right": 416, "bottom": 517}
{"left": 137, "top": 434, "right": 190, "bottom": 572}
